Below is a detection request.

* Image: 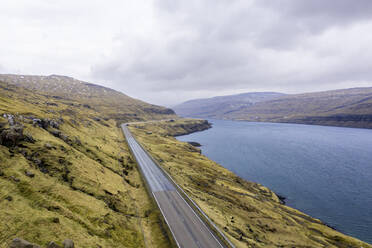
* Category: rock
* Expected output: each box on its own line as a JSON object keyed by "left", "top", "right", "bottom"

{"left": 10, "top": 176, "right": 20, "bottom": 182}
{"left": 0, "top": 125, "right": 24, "bottom": 147}
{"left": 62, "top": 239, "right": 74, "bottom": 248}
{"left": 49, "top": 120, "right": 60, "bottom": 129}
{"left": 187, "top": 141, "right": 201, "bottom": 147}
{"left": 33, "top": 118, "right": 60, "bottom": 129}
{"left": 6, "top": 114, "right": 15, "bottom": 126}
{"left": 45, "top": 102, "right": 58, "bottom": 106}
{"left": 93, "top": 117, "right": 101, "bottom": 121}
{"left": 25, "top": 171, "right": 35, "bottom": 178}
{"left": 32, "top": 119, "right": 42, "bottom": 127}
{"left": 45, "top": 143, "right": 53, "bottom": 149}
{"left": 49, "top": 130, "right": 61, "bottom": 138}
{"left": 47, "top": 242, "right": 61, "bottom": 248}
{"left": 23, "top": 134, "right": 35, "bottom": 143}
{"left": 52, "top": 217, "right": 60, "bottom": 223}
{"left": 9, "top": 238, "right": 41, "bottom": 248}
{"left": 73, "top": 137, "right": 81, "bottom": 146}
{"left": 60, "top": 134, "right": 70, "bottom": 143}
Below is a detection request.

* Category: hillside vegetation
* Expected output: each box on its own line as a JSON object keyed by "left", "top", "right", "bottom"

{"left": 174, "top": 87, "right": 372, "bottom": 129}
{"left": 0, "top": 80, "right": 173, "bottom": 247}
{"left": 129, "top": 119, "right": 372, "bottom": 248}
{"left": 0, "top": 74, "right": 176, "bottom": 123}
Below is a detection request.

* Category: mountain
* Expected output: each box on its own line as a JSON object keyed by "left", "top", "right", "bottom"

{"left": 174, "top": 87, "right": 372, "bottom": 129}
{"left": 0, "top": 74, "right": 176, "bottom": 123}
{"left": 173, "top": 92, "right": 285, "bottom": 118}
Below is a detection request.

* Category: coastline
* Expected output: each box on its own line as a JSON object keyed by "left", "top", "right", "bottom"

{"left": 129, "top": 119, "right": 372, "bottom": 247}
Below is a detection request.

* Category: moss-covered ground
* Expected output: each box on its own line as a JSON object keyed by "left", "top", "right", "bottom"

{"left": 0, "top": 82, "right": 172, "bottom": 247}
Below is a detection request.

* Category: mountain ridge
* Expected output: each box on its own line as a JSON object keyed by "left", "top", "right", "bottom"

{"left": 173, "top": 92, "right": 285, "bottom": 118}
{"left": 174, "top": 87, "right": 372, "bottom": 129}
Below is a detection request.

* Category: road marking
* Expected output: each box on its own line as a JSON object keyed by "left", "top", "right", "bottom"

{"left": 152, "top": 192, "right": 182, "bottom": 248}
{"left": 122, "top": 124, "right": 230, "bottom": 248}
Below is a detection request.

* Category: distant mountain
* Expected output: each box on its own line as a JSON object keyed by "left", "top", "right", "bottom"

{"left": 173, "top": 92, "right": 285, "bottom": 118}
{"left": 0, "top": 74, "right": 176, "bottom": 122}
{"left": 174, "top": 87, "right": 372, "bottom": 129}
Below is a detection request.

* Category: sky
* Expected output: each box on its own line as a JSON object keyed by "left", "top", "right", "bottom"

{"left": 1, "top": 0, "right": 372, "bottom": 106}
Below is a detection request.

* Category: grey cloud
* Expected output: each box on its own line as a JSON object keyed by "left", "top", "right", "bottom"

{"left": 254, "top": 0, "right": 372, "bottom": 49}
{"left": 1, "top": 0, "right": 371, "bottom": 106}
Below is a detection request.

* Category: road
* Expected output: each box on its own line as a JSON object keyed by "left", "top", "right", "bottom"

{"left": 121, "top": 124, "right": 225, "bottom": 248}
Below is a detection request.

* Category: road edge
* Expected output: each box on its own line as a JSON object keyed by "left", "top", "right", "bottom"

{"left": 124, "top": 124, "right": 236, "bottom": 248}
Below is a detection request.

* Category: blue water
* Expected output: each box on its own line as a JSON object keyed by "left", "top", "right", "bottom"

{"left": 177, "top": 120, "right": 372, "bottom": 244}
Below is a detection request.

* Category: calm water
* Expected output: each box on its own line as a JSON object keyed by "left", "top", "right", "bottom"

{"left": 177, "top": 120, "right": 372, "bottom": 244}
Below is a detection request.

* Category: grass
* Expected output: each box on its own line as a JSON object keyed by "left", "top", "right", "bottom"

{"left": 0, "top": 82, "right": 172, "bottom": 247}
{"left": 129, "top": 119, "right": 372, "bottom": 248}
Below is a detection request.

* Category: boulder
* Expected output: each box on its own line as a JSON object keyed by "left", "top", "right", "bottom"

{"left": 47, "top": 242, "right": 61, "bottom": 248}
{"left": 187, "top": 141, "right": 201, "bottom": 147}
{"left": 9, "top": 238, "right": 41, "bottom": 248}
{"left": 25, "top": 171, "right": 35, "bottom": 178}
{"left": 49, "top": 120, "right": 59, "bottom": 129}
{"left": 62, "top": 239, "right": 74, "bottom": 248}
{"left": 49, "top": 130, "right": 61, "bottom": 138}
{"left": 45, "top": 143, "right": 53, "bottom": 149}
{"left": 0, "top": 125, "right": 24, "bottom": 147}
{"left": 23, "top": 134, "right": 35, "bottom": 143}
{"left": 6, "top": 114, "right": 15, "bottom": 126}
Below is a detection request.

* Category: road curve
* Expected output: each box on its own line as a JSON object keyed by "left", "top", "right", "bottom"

{"left": 121, "top": 124, "right": 225, "bottom": 248}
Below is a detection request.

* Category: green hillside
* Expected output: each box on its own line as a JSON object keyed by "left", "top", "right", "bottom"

{"left": 0, "top": 80, "right": 173, "bottom": 247}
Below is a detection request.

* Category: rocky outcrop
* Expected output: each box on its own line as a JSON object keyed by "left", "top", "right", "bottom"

{"left": 8, "top": 238, "right": 74, "bottom": 248}
{"left": 9, "top": 238, "right": 40, "bottom": 248}
{"left": 187, "top": 141, "right": 201, "bottom": 147}
{"left": 0, "top": 125, "right": 25, "bottom": 147}
{"left": 62, "top": 239, "right": 74, "bottom": 248}
{"left": 172, "top": 120, "right": 212, "bottom": 136}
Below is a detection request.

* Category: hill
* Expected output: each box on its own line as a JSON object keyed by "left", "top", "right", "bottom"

{"left": 0, "top": 74, "right": 176, "bottom": 123}
{"left": 174, "top": 87, "right": 372, "bottom": 128}
{"left": 173, "top": 92, "right": 285, "bottom": 118}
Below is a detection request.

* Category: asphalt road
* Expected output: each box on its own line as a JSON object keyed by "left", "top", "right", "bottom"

{"left": 121, "top": 124, "right": 225, "bottom": 248}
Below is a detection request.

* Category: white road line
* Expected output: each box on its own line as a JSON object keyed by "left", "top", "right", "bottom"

{"left": 152, "top": 192, "right": 182, "bottom": 248}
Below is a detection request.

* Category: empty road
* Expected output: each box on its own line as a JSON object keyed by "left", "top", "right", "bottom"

{"left": 121, "top": 124, "right": 225, "bottom": 248}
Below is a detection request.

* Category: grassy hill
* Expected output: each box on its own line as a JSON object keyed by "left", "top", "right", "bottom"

{"left": 129, "top": 120, "right": 372, "bottom": 248}
{"left": 174, "top": 87, "right": 372, "bottom": 129}
{"left": 0, "top": 79, "right": 174, "bottom": 247}
{"left": 0, "top": 74, "right": 176, "bottom": 123}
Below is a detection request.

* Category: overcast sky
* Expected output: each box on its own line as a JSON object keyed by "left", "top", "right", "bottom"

{"left": 1, "top": 0, "right": 372, "bottom": 106}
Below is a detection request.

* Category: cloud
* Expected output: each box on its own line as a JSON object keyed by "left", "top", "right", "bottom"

{"left": 91, "top": 0, "right": 372, "bottom": 105}
{"left": 1, "top": 0, "right": 372, "bottom": 105}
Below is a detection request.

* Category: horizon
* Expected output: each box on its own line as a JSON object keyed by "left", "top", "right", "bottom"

{"left": 2, "top": 72, "right": 372, "bottom": 108}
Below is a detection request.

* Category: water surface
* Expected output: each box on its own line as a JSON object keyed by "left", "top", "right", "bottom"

{"left": 177, "top": 120, "right": 372, "bottom": 243}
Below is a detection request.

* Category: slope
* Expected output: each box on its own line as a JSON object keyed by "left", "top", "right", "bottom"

{"left": 0, "top": 74, "right": 176, "bottom": 123}
{"left": 0, "top": 81, "right": 172, "bottom": 247}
